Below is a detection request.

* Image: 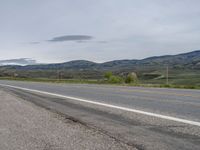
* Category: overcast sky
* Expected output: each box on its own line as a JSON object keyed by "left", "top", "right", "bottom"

{"left": 0, "top": 0, "right": 200, "bottom": 63}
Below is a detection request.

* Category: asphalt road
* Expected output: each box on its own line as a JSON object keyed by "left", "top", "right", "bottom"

{"left": 0, "top": 80, "right": 200, "bottom": 150}
{"left": 0, "top": 89, "right": 133, "bottom": 150}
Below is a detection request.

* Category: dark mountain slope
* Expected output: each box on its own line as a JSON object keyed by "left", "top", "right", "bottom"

{"left": 139, "top": 50, "right": 200, "bottom": 68}
{"left": 0, "top": 50, "right": 199, "bottom": 79}
{"left": 4, "top": 50, "right": 200, "bottom": 70}
{"left": 19, "top": 60, "right": 98, "bottom": 70}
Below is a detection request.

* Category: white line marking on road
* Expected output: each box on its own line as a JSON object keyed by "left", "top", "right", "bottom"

{"left": 1, "top": 83, "right": 200, "bottom": 127}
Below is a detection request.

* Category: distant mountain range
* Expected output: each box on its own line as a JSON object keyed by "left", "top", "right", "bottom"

{"left": 0, "top": 50, "right": 200, "bottom": 79}
{"left": 8, "top": 50, "right": 200, "bottom": 69}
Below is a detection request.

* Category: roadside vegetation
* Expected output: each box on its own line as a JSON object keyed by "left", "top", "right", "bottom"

{"left": 0, "top": 50, "right": 199, "bottom": 89}
{"left": 1, "top": 70, "right": 199, "bottom": 89}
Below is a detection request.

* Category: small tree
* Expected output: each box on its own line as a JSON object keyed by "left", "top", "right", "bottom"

{"left": 125, "top": 72, "right": 138, "bottom": 84}
{"left": 104, "top": 71, "right": 112, "bottom": 79}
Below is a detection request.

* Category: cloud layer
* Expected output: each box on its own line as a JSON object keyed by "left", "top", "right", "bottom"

{"left": 0, "top": 0, "right": 200, "bottom": 63}
{"left": 48, "top": 35, "right": 93, "bottom": 42}
{"left": 0, "top": 58, "right": 36, "bottom": 66}
{"left": 29, "top": 42, "right": 40, "bottom": 45}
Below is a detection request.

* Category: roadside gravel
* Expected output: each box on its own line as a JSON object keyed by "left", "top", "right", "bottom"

{"left": 0, "top": 89, "right": 135, "bottom": 150}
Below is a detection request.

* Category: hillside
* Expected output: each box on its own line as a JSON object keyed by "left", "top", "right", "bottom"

{"left": 0, "top": 50, "right": 200, "bottom": 86}
{"left": 2, "top": 50, "right": 199, "bottom": 70}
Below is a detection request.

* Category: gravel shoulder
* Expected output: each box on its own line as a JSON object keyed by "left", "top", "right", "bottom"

{"left": 0, "top": 89, "right": 134, "bottom": 150}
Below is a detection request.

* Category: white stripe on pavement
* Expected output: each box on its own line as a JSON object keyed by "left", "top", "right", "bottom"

{"left": 1, "top": 83, "right": 200, "bottom": 127}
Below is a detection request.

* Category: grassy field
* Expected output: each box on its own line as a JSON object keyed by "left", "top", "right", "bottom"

{"left": 139, "top": 69, "right": 200, "bottom": 88}
{"left": 0, "top": 76, "right": 199, "bottom": 90}
{"left": 1, "top": 68, "right": 200, "bottom": 89}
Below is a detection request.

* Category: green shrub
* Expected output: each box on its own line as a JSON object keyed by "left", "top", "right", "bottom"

{"left": 108, "top": 75, "right": 123, "bottom": 84}
{"left": 104, "top": 72, "right": 113, "bottom": 79}
{"left": 125, "top": 72, "right": 138, "bottom": 83}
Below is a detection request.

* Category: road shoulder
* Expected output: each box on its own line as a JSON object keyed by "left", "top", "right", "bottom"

{"left": 0, "top": 88, "right": 134, "bottom": 150}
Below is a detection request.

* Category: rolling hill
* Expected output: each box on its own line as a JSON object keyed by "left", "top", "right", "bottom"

{"left": 0, "top": 50, "right": 200, "bottom": 86}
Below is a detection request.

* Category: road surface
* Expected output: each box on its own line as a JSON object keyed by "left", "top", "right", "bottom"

{"left": 0, "top": 89, "right": 132, "bottom": 150}
{"left": 0, "top": 80, "right": 200, "bottom": 150}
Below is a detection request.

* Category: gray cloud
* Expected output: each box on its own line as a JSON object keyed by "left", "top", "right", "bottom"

{"left": 48, "top": 35, "right": 93, "bottom": 42}
{"left": 96, "top": 41, "right": 108, "bottom": 44}
{"left": 1, "top": 0, "right": 200, "bottom": 63}
{"left": 29, "top": 42, "right": 40, "bottom": 45}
